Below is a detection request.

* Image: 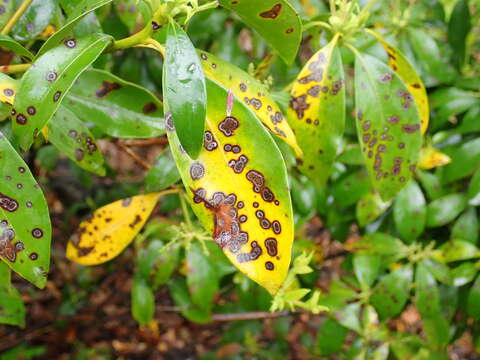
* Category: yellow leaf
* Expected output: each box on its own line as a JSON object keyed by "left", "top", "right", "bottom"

{"left": 366, "top": 29, "right": 429, "bottom": 134}
{"left": 0, "top": 74, "right": 17, "bottom": 105}
{"left": 66, "top": 193, "right": 163, "bottom": 265}
{"left": 198, "top": 50, "right": 302, "bottom": 157}
{"left": 418, "top": 146, "right": 451, "bottom": 170}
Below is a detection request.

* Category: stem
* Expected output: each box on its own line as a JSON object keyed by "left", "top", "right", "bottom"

{"left": 179, "top": 191, "right": 192, "bottom": 228}
{"left": 192, "top": 0, "right": 218, "bottom": 14}
{"left": 359, "top": 0, "right": 379, "bottom": 18}
{"left": 212, "top": 310, "right": 290, "bottom": 321}
{"left": 139, "top": 38, "right": 165, "bottom": 58}
{"left": 1, "top": 0, "right": 33, "bottom": 35}
{"left": 302, "top": 21, "right": 333, "bottom": 32}
{"left": 0, "top": 63, "right": 31, "bottom": 74}
{"left": 115, "top": 140, "right": 152, "bottom": 170}
{"left": 329, "top": 0, "right": 336, "bottom": 16}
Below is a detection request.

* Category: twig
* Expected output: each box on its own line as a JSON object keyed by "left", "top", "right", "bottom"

{"left": 211, "top": 310, "right": 290, "bottom": 321}
{"left": 115, "top": 140, "right": 152, "bottom": 170}
{"left": 118, "top": 137, "right": 168, "bottom": 147}
{"left": 0, "top": 63, "right": 31, "bottom": 74}
{"left": 1, "top": 0, "right": 33, "bottom": 35}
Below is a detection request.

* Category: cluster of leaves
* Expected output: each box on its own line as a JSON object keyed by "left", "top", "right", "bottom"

{"left": 0, "top": 0, "right": 479, "bottom": 358}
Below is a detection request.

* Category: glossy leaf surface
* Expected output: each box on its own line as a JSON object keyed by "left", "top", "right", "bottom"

{"left": 415, "top": 262, "right": 441, "bottom": 317}
{"left": 288, "top": 39, "right": 345, "bottom": 187}
{"left": 448, "top": 0, "right": 471, "bottom": 68}
{"left": 131, "top": 276, "right": 155, "bottom": 325}
{"left": 145, "top": 151, "right": 180, "bottom": 193}
{"left": 47, "top": 106, "right": 105, "bottom": 175}
{"left": 167, "top": 78, "right": 293, "bottom": 295}
{"left": 218, "top": 0, "right": 302, "bottom": 64}
{"left": 199, "top": 50, "right": 301, "bottom": 155}
{"left": 66, "top": 193, "right": 161, "bottom": 265}
{"left": 441, "top": 138, "right": 480, "bottom": 184}
{"left": 367, "top": 30, "right": 429, "bottom": 134}
{"left": 426, "top": 193, "right": 467, "bottom": 227}
{"left": 354, "top": 52, "right": 422, "bottom": 200}
{"left": 0, "top": 133, "right": 51, "bottom": 288}
{"left": 13, "top": 33, "right": 112, "bottom": 150}
{"left": 0, "top": 34, "right": 33, "bottom": 60}
{"left": 164, "top": 21, "right": 206, "bottom": 159}
{"left": 356, "top": 191, "right": 391, "bottom": 226}
{"left": 66, "top": 69, "right": 164, "bottom": 138}
{"left": 451, "top": 207, "right": 478, "bottom": 243}
{"left": 393, "top": 180, "right": 426, "bottom": 242}
{"left": 0, "top": 73, "right": 17, "bottom": 105}
{"left": 11, "top": 0, "right": 56, "bottom": 42}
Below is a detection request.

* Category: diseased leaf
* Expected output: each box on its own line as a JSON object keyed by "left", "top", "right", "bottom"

{"left": 354, "top": 52, "right": 422, "bottom": 200}
{"left": 66, "top": 193, "right": 161, "bottom": 265}
{"left": 36, "top": 0, "right": 113, "bottom": 58}
{"left": 13, "top": 33, "right": 112, "bottom": 150}
{"left": 0, "top": 133, "right": 52, "bottom": 288}
{"left": 393, "top": 180, "right": 426, "bottom": 242}
{"left": 0, "top": 73, "right": 17, "bottom": 105}
{"left": 418, "top": 145, "right": 451, "bottom": 170}
{"left": 199, "top": 50, "right": 301, "bottom": 155}
{"left": 218, "top": 0, "right": 302, "bottom": 64}
{"left": 426, "top": 193, "right": 467, "bottom": 227}
{"left": 287, "top": 38, "right": 345, "bottom": 187}
{"left": 11, "top": 0, "right": 56, "bottom": 42}
{"left": 415, "top": 262, "right": 441, "bottom": 317}
{"left": 367, "top": 30, "right": 429, "bottom": 134}
{"left": 0, "top": 35, "right": 34, "bottom": 60}
{"left": 164, "top": 21, "right": 206, "bottom": 159}
{"left": 370, "top": 265, "right": 412, "bottom": 319}
{"left": 47, "top": 106, "right": 105, "bottom": 176}
{"left": 66, "top": 69, "right": 164, "bottom": 138}
{"left": 167, "top": 78, "right": 293, "bottom": 295}
{"left": 439, "top": 240, "right": 480, "bottom": 262}
{"left": 356, "top": 191, "right": 391, "bottom": 227}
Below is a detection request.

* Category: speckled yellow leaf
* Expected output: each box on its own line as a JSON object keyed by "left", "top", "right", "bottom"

{"left": 0, "top": 73, "right": 17, "bottom": 105}
{"left": 66, "top": 193, "right": 161, "bottom": 265}
{"left": 367, "top": 29, "right": 429, "bottom": 134}
{"left": 287, "top": 37, "right": 345, "bottom": 188}
{"left": 166, "top": 78, "right": 294, "bottom": 295}
{"left": 198, "top": 50, "right": 302, "bottom": 157}
{"left": 418, "top": 145, "right": 451, "bottom": 170}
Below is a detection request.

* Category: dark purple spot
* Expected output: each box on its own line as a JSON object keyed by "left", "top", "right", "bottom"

{"left": 32, "top": 228, "right": 43, "bottom": 238}
{"left": 259, "top": 3, "right": 282, "bottom": 19}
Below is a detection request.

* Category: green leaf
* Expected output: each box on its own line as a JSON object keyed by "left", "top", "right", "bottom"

{"left": 168, "top": 277, "right": 211, "bottom": 323}
{"left": 408, "top": 28, "right": 456, "bottom": 84}
{"left": 131, "top": 276, "right": 155, "bottom": 325}
{"left": 423, "top": 315, "right": 450, "bottom": 349}
{"left": 450, "top": 262, "right": 477, "bottom": 286}
{"left": 354, "top": 52, "right": 422, "bottom": 201}
{"left": 439, "top": 240, "right": 480, "bottom": 262}
{"left": 66, "top": 69, "right": 164, "bottom": 138}
{"left": 415, "top": 262, "right": 441, "bottom": 317}
{"left": 468, "top": 169, "right": 480, "bottom": 206}
{"left": 0, "top": 0, "right": 13, "bottom": 29}
{"left": 416, "top": 170, "right": 445, "bottom": 201}
{"left": 441, "top": 138, "right": 480, "bottom": 184}
{"left": 454, "top": 105, "right": 480, "bottom": 135}
{"left": 47, "top": 106, "right": 105, "bottom": 176}
{"left": 448, "top": 0, "right": 471, "bottom": 68}
{"left": 164, "top": 21, "right": 206, "bottom": 159}
{"left": 13, "top": 33, "right": 112, "bottom": 150}
{"left": 145, "top": 150, "right": 180, "bottom": 193}
{"left": 393, "top": 180, "right": 426, "bottom": 242}
{"left": 36, "top": 0, "right": 113, "bottom": 58}
{"left": 0, "top": 262, "right": 25, "bottom": 327}
{"left": 423, "top": 259, "right": 452, "bottom": 285}
{"left": 287, "top": 39, "right": 345, "bottom": 188}
{"left": 353, "top": 253, "right": 380, "bottom": 288}
{"left": 350, "top": 233, "right": 405, "bottom": 258}
{"left": 331, "top": 170, "right": 371, "bottom": 208}
{"left": 370, "top": 265, "right": 412, "bottom": 320}
{"left": 11, "top": 0, "right": 56, "bottom": 42}
{"left": 356, "top": 191, "right": 391, "bottom": 227}
{"left": 335, "top": 302, "right": 362, "bottom": 333}
{"left": 0, "top": 133, "right": 51, "bottom": 288}
{"left": 316, "top": 317, "right": 348, "bottom": 356}
{"left": 467, "top": 274, "right": 480, "bottom": 320}
{"left": 429, "top": 87, "right": 479, "bottom": 126}
{"left": 218, "top": 0, "right": 302, "bottom": 64}
{"left": 0, "top": 35, "right": 33, "bottom": 60}
{"left": 451, "top": 207, "right": 478, "bottom": 243}
{"left": 426, "top": 193, "right": 467, "bottom": 227}
{"left": 187, "top": 242, "right": 219, "bottom": 313}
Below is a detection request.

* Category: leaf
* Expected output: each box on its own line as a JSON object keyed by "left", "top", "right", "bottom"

{"left": 393, "top": 180, "right": 426, "bottom": 242}
{"left": 451, "top": 207, "right": 478, "bottom": 243}
{"left": 439, "top": 240, "right": 480, "bottom": 262}
{"left": 11, "top": 0, "right": 56, "bottom": 42}
{"left": 47, "top": 106, "right": 105, "bottom": 176}
{"left": 450, "top": 262, "right": 476, "bottom": 286}
{"left": 287, "top": 38, "right": 345, "bottom": 187}
{"left": 131, "top": 276, "right": 155, "bottom": 326}
{"left": 168, "top": 276, "right": 211, "bottom": 323}
{"left": 354, "top": 52, "right": 422, "bottom": 201}
{"left": 0, "top": 133, "right": 51, "bottom": 288}
{"left": 334, "top": 302, "right": 362, "bottom": 333}
{"left": 441, "top": 138, "right": 480, "bottom": 184}
{"left": 218, "top": 0, "right": 302, "bottom": 64}
{"left": 0, "top": 262, "right": 25, "bottom": 327}
{"left": 0, "top": 0, "right": 13, "bottom": 29}
{"left": 13, "top": 33, "right": 112, "bottom": 150}
{"left": 353, "top": 253, "right": 380, "bottom": 288}
{"left": 164, "top": 21, "right": 206, "bottom": 159}
{"left": 454, "top": 105, "right": 480, "bottom": 134}
{"left": 367, "top": 30, "right": 429, "bottom": 134}
{"left": 0, "top": 34, "right": 34, "bottom": 60}
{"left": 448, "top": 0, "right": 471, "bottom": 68}
{"left": 348, "top": 233, "right": 405, "bottom": 258}
{"left": 415, "top": 262, "right": 441, "bottom": 317}
{"left": 145, "top": 150, "right": 180, "bottom": 193}
{"left": 356, "top": 191, "right": 391, "bottom": 227}
{"left": 370, "top": 264, "right": 412, "bottom": 320}
{"left": 316, "top": 317, "right": 348, "bottom": 356}
{"left": 423, "top": 315, "right": 450, "bottom": 349}
{"left": 467, "top": 274, "right": 480, "bottom": 320}
{"left": 416, "top": 170, "right": 445, "bottom": 201}
{"left": 66, "top": 193, "right": 161, "bottom": 265}
{"left": 423, "top": 259, "right": 452, "bottom": 285}
{"left": 426, "top": 193, "right": 467, "bottom": 227}
{"left": 36, "top": 0, "right": 113, "bottom": 58}
{"left": 66, "top": 69, "right": 164, "bottom": 138}
{"left": 430, "top": 87, "right": 479, "bottom": 124}
{"left": 418, "top": 145, "right": 451, "bottom": 170}
{"left": 330, "top": 170, "right": 371, "bottom": 208}
{"left": 199, "top": 50, "right": 301, "bottom": 156}
{"left": 468, "top": 170, "right": 480, "bottom": 206}
{"left": 0, "top": 73, "right": 17, "bottom": 105}
{"left": 166, "top": 78, "right": 293, "bottom": 295}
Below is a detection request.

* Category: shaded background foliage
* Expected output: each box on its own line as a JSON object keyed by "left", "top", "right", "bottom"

{"left": 0, "top": 0, "right": 480, "bottom": 359}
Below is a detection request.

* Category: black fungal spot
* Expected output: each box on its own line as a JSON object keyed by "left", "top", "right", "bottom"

{"left": 151, "top": 21, "right": 160, "bottom": 30}
{"left": 53, "top": 90, "right": 62, "bottom": 102}
{"left": 380, "top": 73, "right": 393, "bottom": 82}
{"left": 27, "top": 106, "right": 36, "bottom": 115}
{"left": 290, "top": 94, "right": 309, "bottom": 119}
{"left": 32, "top": 228, "right": 43, "bottom": 238}
{"left": 75, "top": 149, "right": 84, "bottom": 161}
{"left": 46, "top": 71, "right": 57, "bottom": 82}
{"left": 239, "top": 83, "right": 247, "bottom": 92}
{"left": 265, "top": 261, "right": 274, "bottom": 270}
{"left": 402, "top": 124, "right": 420, "bottom": 133}
{"left": 412, "top": 83, "right": 421, "bottom": 89}
{"left": 286, "top": 28, "right": 294, "bottom": 34}
{"left": 3, "top": 88, "right": 13, "bottom": 97}
{"left": 165, "top": 112, "right": 174, "bottom": 131}
{"left": 200, "top": 53, "right": 207, "bottom": 60}
{"left": 18, "top": 167, "right": 25, "bottom": 173}
{"left": 331, "top": 79, "right": 344, "bottom": 95}
{"left": 272, "top": 220, "right": 281, "bottom": 234}
{"left": 204, "top": 131, "right": 218, "bottom": 151}
{"left": 26, "top": 201, "right": 32, "bottom": 208}
{"left": 122, "top": 198, "right": 132, "bottom": 207}
{"left": 265, "top": 238, "right": 278, "bottom": 256}
{"left": 307, "top": 85, "right": 321, "bottom": 97}
{"left": 16, "top": 113, "right": 27, "bottom": 125}
{"left": 29, "top": 252, "right": 38, "bottom": 260}
{"left": 190, "top": 162, "right": 205, "bottom": 180}
{"left": 64, "top": 38, "right": 77, "bottom": 48}
{"left": 16, "top": 184, "right": 23, "bottom": 189}
{"left": 228, "top": 155, "right": 248, "bottom": 174}
{"left": 259, "top": 3, "right": 282, "bottom": 18}
{"left": 236, "top": 241, "right": 262, "bottom": 263}
{"left": 0, "top": 193, "right": 19, "bottom": 212}
{"left": 218, "top": 116, "right": 239, "bottom": 137}
{"left": 142, "top": 102, "right": 157, "bottom": 114}
{"left": 95, "top": 81, "right": 121, "bottom": 97}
